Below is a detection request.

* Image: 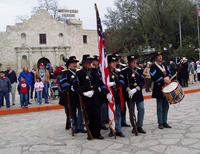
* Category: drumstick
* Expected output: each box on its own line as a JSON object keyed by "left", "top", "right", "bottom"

{"left": 164, "top": 72, "right": 177, "bottom": 86}
{"left": 170, "top": 72, "right": 177, "bottom": 81}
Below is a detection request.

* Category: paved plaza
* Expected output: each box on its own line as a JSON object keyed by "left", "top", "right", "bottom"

{"left": 0, "top": 84, "right": 200, "bottom": 153}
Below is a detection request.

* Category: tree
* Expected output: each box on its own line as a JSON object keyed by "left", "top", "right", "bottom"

{"left": 104, "top": 0, "right": 199, "bottom": 60}
{"left": 16, "top": 0, "right": 68, "bottom": 23}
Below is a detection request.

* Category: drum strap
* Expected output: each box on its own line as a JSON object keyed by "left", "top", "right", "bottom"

{"left": 155, "top": 62, "right": 166, "bottom": 76}
{"left": 68, "top": 69, "right": 76, "bottom": 75}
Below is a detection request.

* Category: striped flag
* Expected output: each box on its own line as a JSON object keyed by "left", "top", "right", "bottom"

{"left": 198, "top": 4, "right": 200, "bottom": 17}
{"left": 94, "top": 3, "right": 116, "bottom": 137}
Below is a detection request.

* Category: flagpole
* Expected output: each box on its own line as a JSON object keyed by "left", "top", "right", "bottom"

{"left": 197, "top": 0, "right": 200, "bottom": 60}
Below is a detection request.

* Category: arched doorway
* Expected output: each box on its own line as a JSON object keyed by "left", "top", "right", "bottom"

{"left": 37, "top": 57, "right": 50, "bottom": 68}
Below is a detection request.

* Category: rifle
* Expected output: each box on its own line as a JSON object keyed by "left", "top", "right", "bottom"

{"left": 77, "top": 77, "right": 93, "bottom": 140}
{"left": 127, "top": 74, "right": 138, "bottom": 136}
{"left": 63, "top": 93, "right": 70, "bottom": 130}
{"left": 67, "top": 91, "right": 74, "bottom": 136}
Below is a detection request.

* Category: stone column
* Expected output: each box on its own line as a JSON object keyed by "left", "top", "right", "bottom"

{"left": 55, "top": 47, "right": 59, "bottom": 66}
{"left": 16, "top": 49, "right": 22, "bottom": 74}
{"left": 28, "top": 48, "right": 33, "bottom": 70}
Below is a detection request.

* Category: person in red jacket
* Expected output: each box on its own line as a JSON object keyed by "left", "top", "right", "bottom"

{"left": 17, "top": 76, "right": 30, "bottom": 108}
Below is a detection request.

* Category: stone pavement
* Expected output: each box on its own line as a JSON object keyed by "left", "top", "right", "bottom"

{"left": 0, "top": 81, "right": 200, "bottom": 110}
{"left": 0, "top": 90, "right": 200, "bottom": 153}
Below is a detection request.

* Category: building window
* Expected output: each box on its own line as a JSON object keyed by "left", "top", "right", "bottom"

{"left": 39, "top": 34, "right": 46, "bottom": 44}
{"left": 83, "top": 35, "right": 87, "bottom": 44}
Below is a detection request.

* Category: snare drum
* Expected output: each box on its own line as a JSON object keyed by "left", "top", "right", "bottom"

{"left": 162, "top": 80, "right": 185, "bottom": 104}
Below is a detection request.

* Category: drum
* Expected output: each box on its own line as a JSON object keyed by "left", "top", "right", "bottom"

{"left": 162, "top": 80, "right": 185, "bottom": 104}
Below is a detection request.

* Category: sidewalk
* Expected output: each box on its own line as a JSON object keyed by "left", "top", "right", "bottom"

{"left": 0, "top": 90, "right": 200, "bottom": 153}
{"left": 0, "top": 81, "right": 199, "bottom": 115}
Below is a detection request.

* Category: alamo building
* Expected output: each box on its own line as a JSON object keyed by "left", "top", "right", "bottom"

{"left": 0, "top": 9, "right": 98, "bottom": 74}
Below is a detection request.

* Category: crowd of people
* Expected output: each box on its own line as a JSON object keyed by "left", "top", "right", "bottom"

{"left": 0, "top": 63, "right": 64, "bottom": 109}
{"left": 0, "top": 52, "right": 199, "bottom": 140}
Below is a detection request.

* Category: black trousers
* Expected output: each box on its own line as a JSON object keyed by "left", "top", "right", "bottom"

{"left": 145, "top": 78, "right": 151, "bottom": 92}
{"left": 198, "top": 73, "right": 200, "bottom": 81}
{"left": 84, "top": 93, "right": 101, "bottom": 138}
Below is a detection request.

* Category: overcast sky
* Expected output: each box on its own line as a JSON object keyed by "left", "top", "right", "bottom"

{"left": 0, "top": 0, "right": 115, "bottom": 32}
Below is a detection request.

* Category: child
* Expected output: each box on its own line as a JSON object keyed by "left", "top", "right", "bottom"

{"left": 0, "top": 71, "right": 12, "bottom": 109}
{"left": 17, "top": 76, "right": 29, "bottom": 108}
{"left": 34, "top": 77, "right": 44, "bottom": 104}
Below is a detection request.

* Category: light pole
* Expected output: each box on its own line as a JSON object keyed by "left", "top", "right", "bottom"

{"left": 179, "top": 13, "right": 182, "bottom": 49}
{"left": 197, "top": 0, "right": 200, "bottom": 60}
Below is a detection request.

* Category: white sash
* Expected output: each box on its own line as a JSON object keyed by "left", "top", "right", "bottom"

{"left": 155, "top": 61, "right": 166, "bottom": 74}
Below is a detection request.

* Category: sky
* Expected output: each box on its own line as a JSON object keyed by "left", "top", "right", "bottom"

{"left": 0, "top": 0, "right": 115, "bottom": 32}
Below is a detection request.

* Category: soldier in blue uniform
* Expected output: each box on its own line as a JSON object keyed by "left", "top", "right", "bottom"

{"left": 60, "top": 56, "right": 86, "bottom": 134}
{"left": 122, "top": 55, "right": 146, "bottom": 134}
{"left": 73, "top": 54, "right": 104, "bottom": 139}
{"left": 150, "top": 51, "right": 172, "bottom": 129}
{"left": 113, "top": 53, "right": 130, "bottom": 127}
{"left": 92, "top": 55, "right": 110, "bottom": 130}
{"left": 107, "top": 55, "right": 126, "bottom": 137}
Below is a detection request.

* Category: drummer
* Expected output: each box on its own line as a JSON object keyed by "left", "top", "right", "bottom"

{"left": 150, "top": 51, "right": 172, "bottom": 129}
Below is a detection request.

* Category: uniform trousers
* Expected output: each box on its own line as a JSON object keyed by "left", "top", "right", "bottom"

{"left": 127, "top": 101, "right": 144, "bottom": 127}
{"left": 70, "top": 102, "right": 84, "bottom": 130}
{"left": 156, "top": 98, "right": 169, "bottom": 124}
{"left": 84, "top": 93, "right": 101, "bottom": 137}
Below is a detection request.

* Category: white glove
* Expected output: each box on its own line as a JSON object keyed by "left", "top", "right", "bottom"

{"left": 71, "top": 86, "right": 75, "bottom": 92}
{"left": 84, "top": 91, "right": 94, "bottom": 98}
{"left": 106, "top": 93, "right": 112, "bottom": 102}
{"left": 98, "top": 87, "right": 101, "bottom": 92}
{"left": 128, "top": 88, "right": 137, "bottom": 98}
{"left": 107, "top": 82, "right": 115, "bottom": 87}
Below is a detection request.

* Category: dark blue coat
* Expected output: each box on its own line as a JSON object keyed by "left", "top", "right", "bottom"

{"left": 5, "top": 70, "right": 17, "bottom": 84}
{"left": 150, "top": 63, "right": 172, "bottom": 99}
{"left": 59, "top": 69, "right": 79, "bottom": 107}
{"left": 121, "top": 67, "right": 144, "bottom": 103}
{"left": 73, "top": 67, "right": 100, "bottom": 96}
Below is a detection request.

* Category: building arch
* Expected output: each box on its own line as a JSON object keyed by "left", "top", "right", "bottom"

{"left": 59, "top": 33, "right": 64, "bottom": 45}
{"left": 21, "top": 55, "right": 28, "bottom": 69}
{"left": 59, "top": 54, "right": 65, "bottom": 66}
{"left": 37, "top": 57, "right": 50, "bottom": 68}
{"left": 21, "top": 33, "right": 26, "bottom": 46}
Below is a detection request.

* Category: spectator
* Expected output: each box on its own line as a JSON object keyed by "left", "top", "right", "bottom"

{"left": 182, "top": 57, "right": 189, "bottom": 87}
{"left": 188, "top": 59, "right": 195, "bottom": 84}
{"left": 143, "top": 62, "right": 151, "bottom": 92}
{"left": 30, "top": 65, "right": 37, "bottom": 100}
{"left": 46, "top": 63, "right": 55, "bottom": 79}
{"left": 53, "top": 66, "right": 64, "bottom": 76}
{"left": 18, "top": 66, "right": 33, "bottom": 104}
{"left": 193, "top": 61, "right": 197, "bottom": 82}
{"left": 17, "top": 76, "right": 29, "bottom": 108}
{"left": 196, "top": 62, "right": 200, "bottom": 81}
{"left": 0, "top": 71, "right": 11, "bottom": 109}
{"left": 169, "top": 59, "right": 177, "bottom": 76}
{"left": 34, "top": 63, "right": 50, "bottom": 104}
{"left": 5, "top": 65, "right": 17, "bottom": 105}
{"left": 34, "top": 77, "right": 44, "bottom": 105}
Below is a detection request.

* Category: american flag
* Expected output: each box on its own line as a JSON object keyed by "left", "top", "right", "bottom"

{"left": 95, "top": 3, "right": 116, "bottom": 137}
{"left": 198, "top": 4, "right": 200, "bottom": 17}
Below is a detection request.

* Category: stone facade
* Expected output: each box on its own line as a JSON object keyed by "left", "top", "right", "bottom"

{"left": 0, "top": 9, "right": 98, "bottom": 74}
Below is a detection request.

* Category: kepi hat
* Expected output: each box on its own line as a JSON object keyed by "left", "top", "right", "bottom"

{"left": 81, "top": 54, "right": 92, "bottom": 63}
{"left": 127, "top": 55, "right": 137, "bottom": 62}
{"left": 108, "top": 55, "right": 118, "bottom": 63}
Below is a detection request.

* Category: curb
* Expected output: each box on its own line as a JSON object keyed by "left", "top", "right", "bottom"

{"left": 1, "top": 88, "right": 200, "bottom": 116}
{"left": 0, "top": 105, "right": 64, "bottom": 116}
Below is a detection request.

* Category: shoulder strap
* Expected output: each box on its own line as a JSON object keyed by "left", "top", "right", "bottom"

{"left": 81, "top": 68, "right": 93, "bottom": 80}
{"left": 109, "top": 69, "right": 119, "bottom": 79}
